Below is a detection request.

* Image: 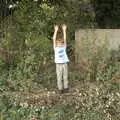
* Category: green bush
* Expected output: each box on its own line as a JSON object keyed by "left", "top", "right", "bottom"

{"left": 0, "top": 35, "right": 53, "bottom": 92}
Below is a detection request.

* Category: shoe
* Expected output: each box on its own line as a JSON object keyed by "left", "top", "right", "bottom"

{"left": 56, "top": 90, "right": 63, "bottom": 94}
{"left": 63, "top": 88, "right": 69, "bottom": 93}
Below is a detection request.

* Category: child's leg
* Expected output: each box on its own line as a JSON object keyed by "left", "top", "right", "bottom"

{"left": 63, "top": 63, "right": 68, "bottom": 89}
{"left": 56, "top": 64, "right": 63, "bottom": 90}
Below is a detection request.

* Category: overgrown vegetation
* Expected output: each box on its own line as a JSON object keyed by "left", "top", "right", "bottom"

{"left": 0, "top": 0, "right": 120, "bottom": 120}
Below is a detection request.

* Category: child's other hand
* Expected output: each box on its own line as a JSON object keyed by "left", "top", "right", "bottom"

{"left": 54, "top": 25, "right": 59, "bottom": 31}
{"left": 62, "top": 24, "right": 67, "bottom": 30}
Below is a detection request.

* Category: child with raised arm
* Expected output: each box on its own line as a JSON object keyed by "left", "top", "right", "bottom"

{"left": 53, "top": 24, "right": 69, "bottom": 94}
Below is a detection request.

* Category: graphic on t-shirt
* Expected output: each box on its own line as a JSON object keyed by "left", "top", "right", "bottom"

{"left": 58, "top": 50, "right": 64, "bottom": 58}
{"left": 59, "top": 55, "right": 64, "bottom": 58}
{"left": 58, "top": 50, "right": 64, "bottom": 53}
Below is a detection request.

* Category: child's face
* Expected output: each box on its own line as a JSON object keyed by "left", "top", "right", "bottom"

{"left": 56, "top": 40, "right": 64, "bottom": 46}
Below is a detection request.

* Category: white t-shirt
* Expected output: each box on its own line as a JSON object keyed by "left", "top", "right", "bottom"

{"left": 54, "top": 46, "right": 69, "bottom": 63}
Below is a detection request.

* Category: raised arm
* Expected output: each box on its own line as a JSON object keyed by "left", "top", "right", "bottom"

{"left": 62, "top": 24, "right": 67, "bottom": 46}
{"left": 53, "top": 25, "right": 58, "bottom": 49}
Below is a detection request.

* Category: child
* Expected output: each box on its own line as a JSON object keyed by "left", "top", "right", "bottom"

{"left": 53, "top": 24, "right": 69, "bottom": 94}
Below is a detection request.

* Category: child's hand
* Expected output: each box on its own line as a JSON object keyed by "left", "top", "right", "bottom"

{"left": 62, "top": 24, "right": 67, "bottom": 31}
{"left": 54, "top": 25, "right": 59, "bottom": 31}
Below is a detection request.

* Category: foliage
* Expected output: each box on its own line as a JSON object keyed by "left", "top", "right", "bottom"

{"left": 0, "top": 80, "right": 120, "bottom": 120}
{"left": 0, "top": 35, "right": 52, "bottom": 91}
{"left": 0, "top": 0, "right": 120, "bottom": 120}
{"left": 93, "top": 0, "right": 120, "bottom": 28}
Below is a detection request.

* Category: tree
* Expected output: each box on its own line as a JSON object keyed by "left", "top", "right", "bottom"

{"left": 92, "top": 0, "right": 120, "bottom": 28}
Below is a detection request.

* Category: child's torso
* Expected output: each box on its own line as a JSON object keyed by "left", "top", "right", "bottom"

{"left": 54, "top": 46, "right": 69, "bottom": 63}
